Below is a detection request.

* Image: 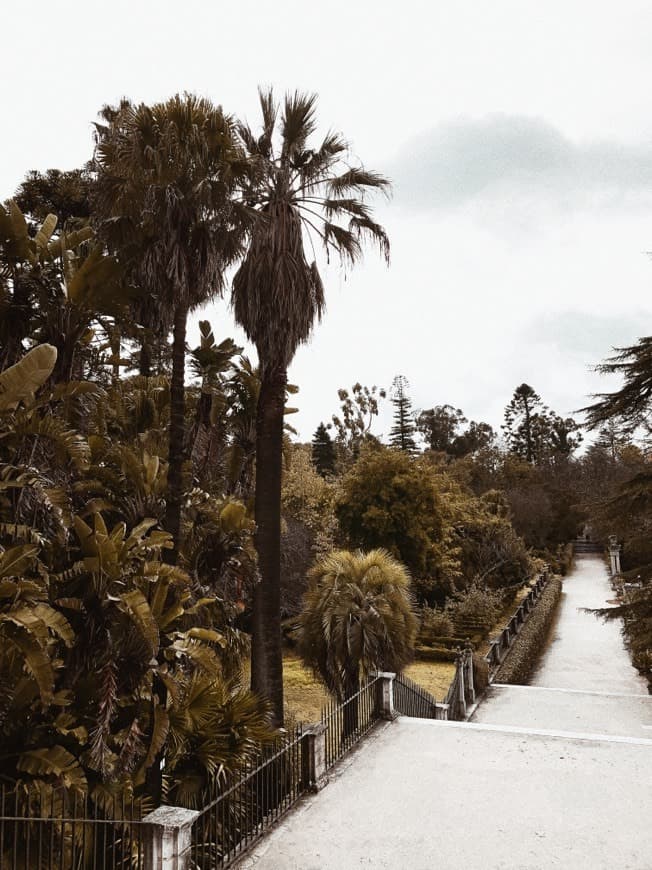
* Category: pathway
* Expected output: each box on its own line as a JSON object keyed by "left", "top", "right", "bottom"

{"left": 236, "top": 555, "right": 652, "bottom": 869}
{"left": 472, "top": 553, "right": 650, "bottom": 737}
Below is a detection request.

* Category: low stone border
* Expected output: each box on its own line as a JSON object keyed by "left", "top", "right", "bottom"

{"left": 493, "top": 577, "right": 563, "bottom": 685}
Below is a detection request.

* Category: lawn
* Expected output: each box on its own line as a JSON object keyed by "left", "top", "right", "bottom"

{"left": 246, "top": 593, "right": 533, "bottom": 726}
{"left": 282, "top": 654, "right": 455, "bottom": 723}
{"left": 404, "top": 660, "right": 456, "bottom": 698}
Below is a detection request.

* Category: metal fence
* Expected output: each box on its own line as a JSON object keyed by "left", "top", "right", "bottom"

{"left": 320, "top": 676, "right": 381, "bottom": 769}
{"left": 393, "top": 673, "right": 440, "bottom": 719}
{"left": 0, "top": 677, "right": 386, "bottom": 870}
{"left": 189, "top": 725, "right": 304, "bottom": 868}
{"left": 0, "top": 784, "right": 147, "bottom": 869}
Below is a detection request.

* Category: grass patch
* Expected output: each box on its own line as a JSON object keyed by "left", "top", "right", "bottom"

{"left": 282, "top": 653, "right": 330, "bottom": 725}
{"left": 403, "top": 660, "right": 456, "bottom": 698}
{"left": 243, "top": 653, "right": 456, "bottom": 724}
{"left": 242, "top": 653, "right": 331, "bottom": 725}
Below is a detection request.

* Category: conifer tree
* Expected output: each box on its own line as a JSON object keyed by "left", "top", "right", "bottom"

{"left": 502, "top": 383, "right": 545, "bottom": 463}
{"left": 311, "top": 422, "right": 336, "bottom": 476}
{"left": 389, "top": 375, "right": 417, "bottom": 452}
{"left": 503, "top": 383, "right": 581, "bottom": 463}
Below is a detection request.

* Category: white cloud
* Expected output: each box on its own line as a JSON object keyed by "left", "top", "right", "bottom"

{"left": 391, "top": 115, "right": 652, "bottom": 216}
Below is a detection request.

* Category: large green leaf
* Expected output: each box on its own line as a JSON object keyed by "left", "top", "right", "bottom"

{"left": 17, "top": 746, "right": 87, "bottom": 791}
{"left": 33, "top": 603, "right": 74, "bottom": 647}
{"left": 120, "top": 589, "right": 159, "bottom": 654}
{"left": 142, "top": 703, "right": 169, "bottom": 771}
{"left": 7, "top": 201, "right": 29, "bottom": 259}
{"left": 0, "top": 345, "right": 58, "bottom": 411}
{"left": 0, "top": 544, "right": 39, "bottom": 578}
{"left": 47, "top": 225, "right": 94, "bottom": 257}
{"left": 2, "top": 623, "right": 55, "bottom": 702}
{"left": 34, "top": 213, "right": 58, "bottom": 253}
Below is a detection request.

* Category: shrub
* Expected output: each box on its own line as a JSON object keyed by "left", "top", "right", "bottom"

{"left": 450, "top": 585, "right": 502, "bottom": 629}
{"left": 495, "top": 577, "right": 563, "bottom": 684}
{"left": 298, "top": 548, "right": 418, "bottom": 701}
{"left": 420, "top": 605, "right": 454, "bottom": 640}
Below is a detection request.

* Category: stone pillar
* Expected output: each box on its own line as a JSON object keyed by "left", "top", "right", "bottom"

{"left": 301, "top": 723, "right": 328, "bottom": 792}
{"left": 143, "top": 805, "right": 200, "bottom": 870}
{"left": 609, "top": 545, "right": 621, "bottom": 576}
{"left": 455, "top": 650, "right": 466, "bottom": 720}
{"left": 375, "top": 671, "right": 397, "bottom": 721}
{"left": 607, "top": 536, "right": 621, "bottom": 576}
{"left": 434, "top": 702, "right": 450, "bottom": 720}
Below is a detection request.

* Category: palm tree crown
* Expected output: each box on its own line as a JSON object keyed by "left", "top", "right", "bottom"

{"left": 232, "top": 89, "right": 390, "bottom": 367}
{"left": 299, "top": 548, "right": 417, "bottom": 701}
{"left": 94, "top": 93, "right": 247, "bottom": 311}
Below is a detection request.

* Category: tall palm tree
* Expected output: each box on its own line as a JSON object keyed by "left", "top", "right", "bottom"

{"left": 232, "top": 90, "right": 390, "bottom": 724}
{"left": 299, "top": 549, "right": 417, "bottom": 735}
{"left": 94, "top": 95, "right": 248, "bottom": 559}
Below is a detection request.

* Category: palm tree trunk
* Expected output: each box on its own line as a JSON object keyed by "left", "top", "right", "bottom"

{"left": 139, "top": 340, "right": 152, "bottom": 377}
{"left": 250, "top": 362, "right": 285, "bottom": 726}
{"left": 164, "top": 301, "right": 188, "bottom": 562}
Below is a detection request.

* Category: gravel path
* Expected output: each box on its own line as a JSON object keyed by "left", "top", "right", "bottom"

{"left": 234, "top": 555, "right": 652, "bottom": 869}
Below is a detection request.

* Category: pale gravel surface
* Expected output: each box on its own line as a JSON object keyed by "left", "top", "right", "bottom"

{"left": 235, "top": 556, "right": 652, "bottom": 869}
{"left": 529, "top": 554, "right": 649, "bottom": 694}
{"left": 236, "top": 718, "right": 652, "bottom": 870}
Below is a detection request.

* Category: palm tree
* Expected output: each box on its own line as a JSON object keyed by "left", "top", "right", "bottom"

{"left": 298, "top": 549, "right": 417, "bottom": 735}
{"left": 94, "top": 94, "right": 248, "bottom": 559}
{"left": 231, "top": 90, "right": 390, "bottom": 724}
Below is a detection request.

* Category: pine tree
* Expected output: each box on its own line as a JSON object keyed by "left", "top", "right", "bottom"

{"left": 389, "top": 375, "right": 417, "bottom": 452}
{"left": 503, "top": 383, "right": 582, "bottom": 463}
{"left": 311, "top": 422, "right": 336, "bottom": 476}
{"left": 502, "top": 384, "right": 545, "bottom": 463}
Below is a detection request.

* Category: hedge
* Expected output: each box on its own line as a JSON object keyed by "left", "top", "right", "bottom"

{"left": 493, "top": 577, "right": 563, "bottom": 685}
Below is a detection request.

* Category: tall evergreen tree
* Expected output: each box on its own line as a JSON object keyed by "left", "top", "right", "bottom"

{"left": 504, "top": 383, "right": 581, "bottom": 463}
{"left": 312, "top": 422, "right": 336, "bottom": 476}
{"left": 389, "top": 375, "right": 417, "bottom": 452}
{"left": 502, "top": 383, "right": 545, "bottom": 463}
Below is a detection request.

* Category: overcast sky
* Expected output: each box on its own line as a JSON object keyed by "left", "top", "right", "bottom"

{"left": 4, "top": 0, "right": 652, "bottom": 441}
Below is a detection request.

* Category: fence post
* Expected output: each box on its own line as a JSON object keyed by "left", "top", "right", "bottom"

{"left": 464, "top": 641, "right": 475, "bottom": 704}
{"left": 142, "top": 805, "right": 200, "bottom": 870}
{"left": 375, "top": 672, "right": 398, "bottom": 721}
{"left": 301, "top": 723, "right": 329, "bottom": 792}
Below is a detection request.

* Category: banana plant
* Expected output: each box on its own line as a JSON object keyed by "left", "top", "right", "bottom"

{"left": 0, "top": 201, "right": 94, "bottom": 371}
{"left": 188, "top": 321, "right": 242, "bottom": 489}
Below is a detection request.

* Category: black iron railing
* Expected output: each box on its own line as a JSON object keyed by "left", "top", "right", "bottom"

{"left": 190, "top": 724, "right": 304, "bottom": 868}
{"left": 320, "top": 676, "right": 381, "bottom": 769}
{"left": 0, "top": 784, "right": 146, "bottom": 869}
{"left": 0, "top": 677, "right": 386, "bottom": 869}
{"left": 191, "top": 674, "right": 383, "bottom": 868}
{"left": 393, "top": 672, "right": 440, "bottom": 719}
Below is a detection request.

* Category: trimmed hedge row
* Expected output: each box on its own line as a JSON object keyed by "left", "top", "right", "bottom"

{"left": 494, "top": 577, "right": 563, "bottom": 685}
